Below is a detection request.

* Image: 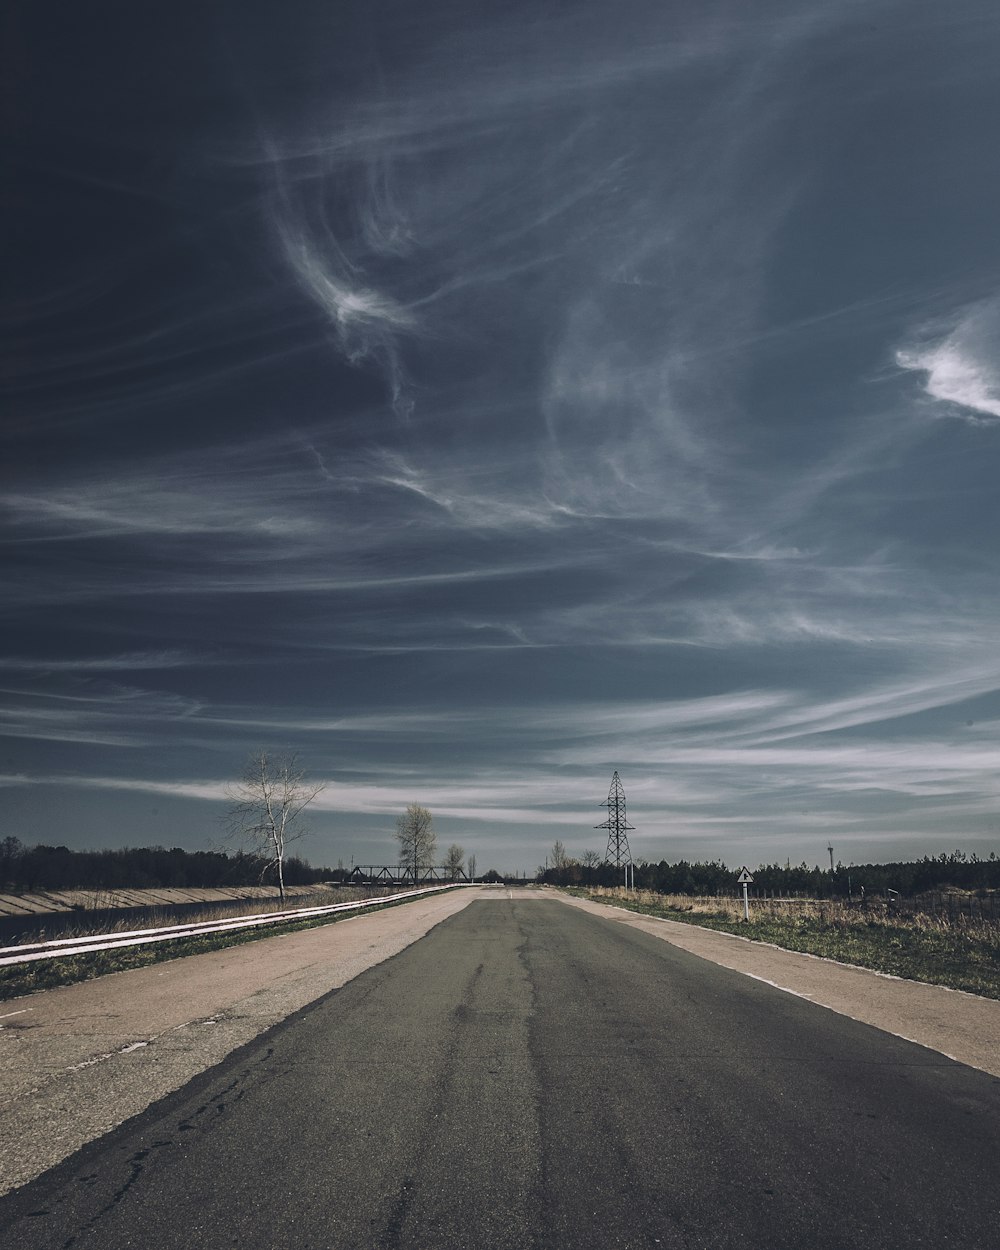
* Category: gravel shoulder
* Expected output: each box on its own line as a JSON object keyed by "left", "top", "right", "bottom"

{"left": 0, "top": 887, "right": 482, "bottom": 1197}
{"left": 554, "top": 890, "right": 1000, "bottom": 1078}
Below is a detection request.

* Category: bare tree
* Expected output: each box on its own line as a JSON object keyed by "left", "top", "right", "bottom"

{"left": 444, "top": 843, "right": 465, "bottom": 880}
{"left": 467, "top": 853, "right": 477, "bottom": 882}
{"left": 550, "top": 839, "right": 573, "bottom": 870}
{"left": 225, "top": 751, "right": 324, "bottom": 901}
{"left": 395, "top": 803, "right": 436, "bottom": 885}
{"left": 581, "top": 849, "right": 602, "bottom": 869}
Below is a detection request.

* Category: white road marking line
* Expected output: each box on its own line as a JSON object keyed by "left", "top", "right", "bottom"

{"left": 742, "top": 973, "right": 815, "bottom": 1000}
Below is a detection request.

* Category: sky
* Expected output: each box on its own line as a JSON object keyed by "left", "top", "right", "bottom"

{"left": 3, "top": 0, "right": 1000, "bottom": 876}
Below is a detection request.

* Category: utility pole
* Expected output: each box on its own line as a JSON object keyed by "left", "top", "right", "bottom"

{"left": 828, "top": 844, "right": 835, "bottom": 874}
{"left": 596, "top": 771, "right": 634, "bottom": 887}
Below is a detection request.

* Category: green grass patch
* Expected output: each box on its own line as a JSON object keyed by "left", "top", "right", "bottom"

{"left": 0, "top": 891, "right": 449, "bottom": 1003}
{"left": 568, "top": 889, "right": 1000, "bottom": 1000}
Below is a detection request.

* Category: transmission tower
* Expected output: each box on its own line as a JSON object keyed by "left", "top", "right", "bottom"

{"left": 596, "top": 770, "right": 634, "bottom": 869}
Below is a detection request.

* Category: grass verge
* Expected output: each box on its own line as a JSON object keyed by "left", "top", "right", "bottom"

{"left": 0, "top": 891, "right": 449, "bottom": 1003}
{"left": 569, "top": 888, "right": 1000, "bottom": 1000}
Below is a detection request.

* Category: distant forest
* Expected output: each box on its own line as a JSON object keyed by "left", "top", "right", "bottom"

{"left": 0, "top": 837, "right": 334, "bottom": 893}
{"left": 2, "top": 837, "right": 998, "bottom": 896}
{"left": 541, "top": 850, "right": 1000, "bottom": 895}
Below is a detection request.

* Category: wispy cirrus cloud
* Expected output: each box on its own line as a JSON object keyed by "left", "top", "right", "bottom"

{"left": 1, "top": 473, "right": 321, "bottom": 542}
{"left": 0, "top": 773, "right": 232, "bottom": 802}
{"left": 274, "top": 208, "right": 417, "bottom": 414}
{"left": 896, "top": 298, "right": 1000, "bottom": 422}
{"left": 6, "top": 0, "right": 1000, "bottom": 868}
{"left": 0, "top": 684, "right": 202, "bottom": 747}
{"left": 0, "top": 651, "right": 197, "bottom": 673}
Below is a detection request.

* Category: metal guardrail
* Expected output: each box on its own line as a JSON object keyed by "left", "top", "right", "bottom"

{"left": 0, "top": 884, "right": 465, "bottom": 968}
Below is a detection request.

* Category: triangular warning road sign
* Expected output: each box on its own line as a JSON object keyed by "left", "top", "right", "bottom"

{"left": 737, "top": 867, "right": 754, "bottom": 884}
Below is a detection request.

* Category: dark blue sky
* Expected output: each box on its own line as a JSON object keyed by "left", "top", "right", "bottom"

{"left": 4, "top": 1, "right": 999, "bottom": 873}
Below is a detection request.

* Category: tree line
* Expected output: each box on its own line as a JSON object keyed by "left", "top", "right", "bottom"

{"left": 538, "top": 846, "right": 1000, "bottom": 895}
{"left": 0, "top": 836, "right": 331, "bottom": 893}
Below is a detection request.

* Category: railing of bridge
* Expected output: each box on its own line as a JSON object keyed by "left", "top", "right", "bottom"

{"left": 346, "top": 866, "right": 471, "bottom": 886}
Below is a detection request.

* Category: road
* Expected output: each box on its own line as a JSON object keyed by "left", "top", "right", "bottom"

{"left": 1, "top": 895, "right": 998, "bottom": 1249}
{"left": 0, "top": 887, "right": 478, "bottom": 1196}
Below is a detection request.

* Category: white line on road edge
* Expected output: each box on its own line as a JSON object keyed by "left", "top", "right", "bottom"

{"left": 743, "top": 972, "right": 965, "bottom": 1065}
{"left": 0, "top": 885, "right": 466, "bottom": 968}
{"left": 741, "top": 973, "right": 815, "bottom": 1001}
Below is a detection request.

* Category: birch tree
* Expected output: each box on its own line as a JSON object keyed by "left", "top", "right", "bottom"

{"left": 395, "top": 803, "right": 436, "bottom": 885}
{"left": 225, "top": 751, "right": 324, "bottom": 901}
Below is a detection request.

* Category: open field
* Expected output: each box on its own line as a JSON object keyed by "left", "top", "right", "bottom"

{"left": 571, "top": 887, "right": 1000, "bottom": 1000}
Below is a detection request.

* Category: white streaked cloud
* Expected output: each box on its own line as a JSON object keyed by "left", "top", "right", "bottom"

{"left": 2, "top": 478, "right": 321, "bottom": 541}
{"left": 4, "top": 719, "right": 997, "bottom": 838}
{"left": 746, "top": 666, "right": 1000, "bottom": 743}
{"left": 0, "top": 774, "right": 232, "bottom": 802}
{"left": 6, "top": 1, "right": 1000, "bottom": 868}
{"left": 0, "top": 684, "right": 203, "bottom": 746}
{"left": 897, "top": 299, "right": 1000, "bottom": 422}
{"left": 274, "top": 211, "right": 416, "bottom": 414}
{"left": 4, "top": 656, "right": 996, "bottom": 835}
{"left": 0, "top": 651, "right": 197, "bottom": 672}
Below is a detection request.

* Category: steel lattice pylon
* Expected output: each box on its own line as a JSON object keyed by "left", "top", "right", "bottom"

{"left": 596, "top": 770, "right": 634, "bottom": 868}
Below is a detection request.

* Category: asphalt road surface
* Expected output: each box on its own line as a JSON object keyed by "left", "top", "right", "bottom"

{"left": 1, "top": 897, "right": 998, "bottom": 1249}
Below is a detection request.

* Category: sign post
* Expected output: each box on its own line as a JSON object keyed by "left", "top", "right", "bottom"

{"left": 737, "top": 867, "right": 754, "bottom": 920}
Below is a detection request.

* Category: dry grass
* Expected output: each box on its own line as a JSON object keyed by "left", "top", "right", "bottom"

{"left": 575, "top": 887, "right": 1000, "bottom": 1000}
{"left": 592, "top": 888, "right": 995, "bottom": 931}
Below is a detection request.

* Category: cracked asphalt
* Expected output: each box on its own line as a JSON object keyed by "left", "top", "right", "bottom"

{"left": 1, "top": 894, "right": 998, "bottom": 1249}
{"left": 0, "top": 887, "right": 478, "bottom": 1197}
